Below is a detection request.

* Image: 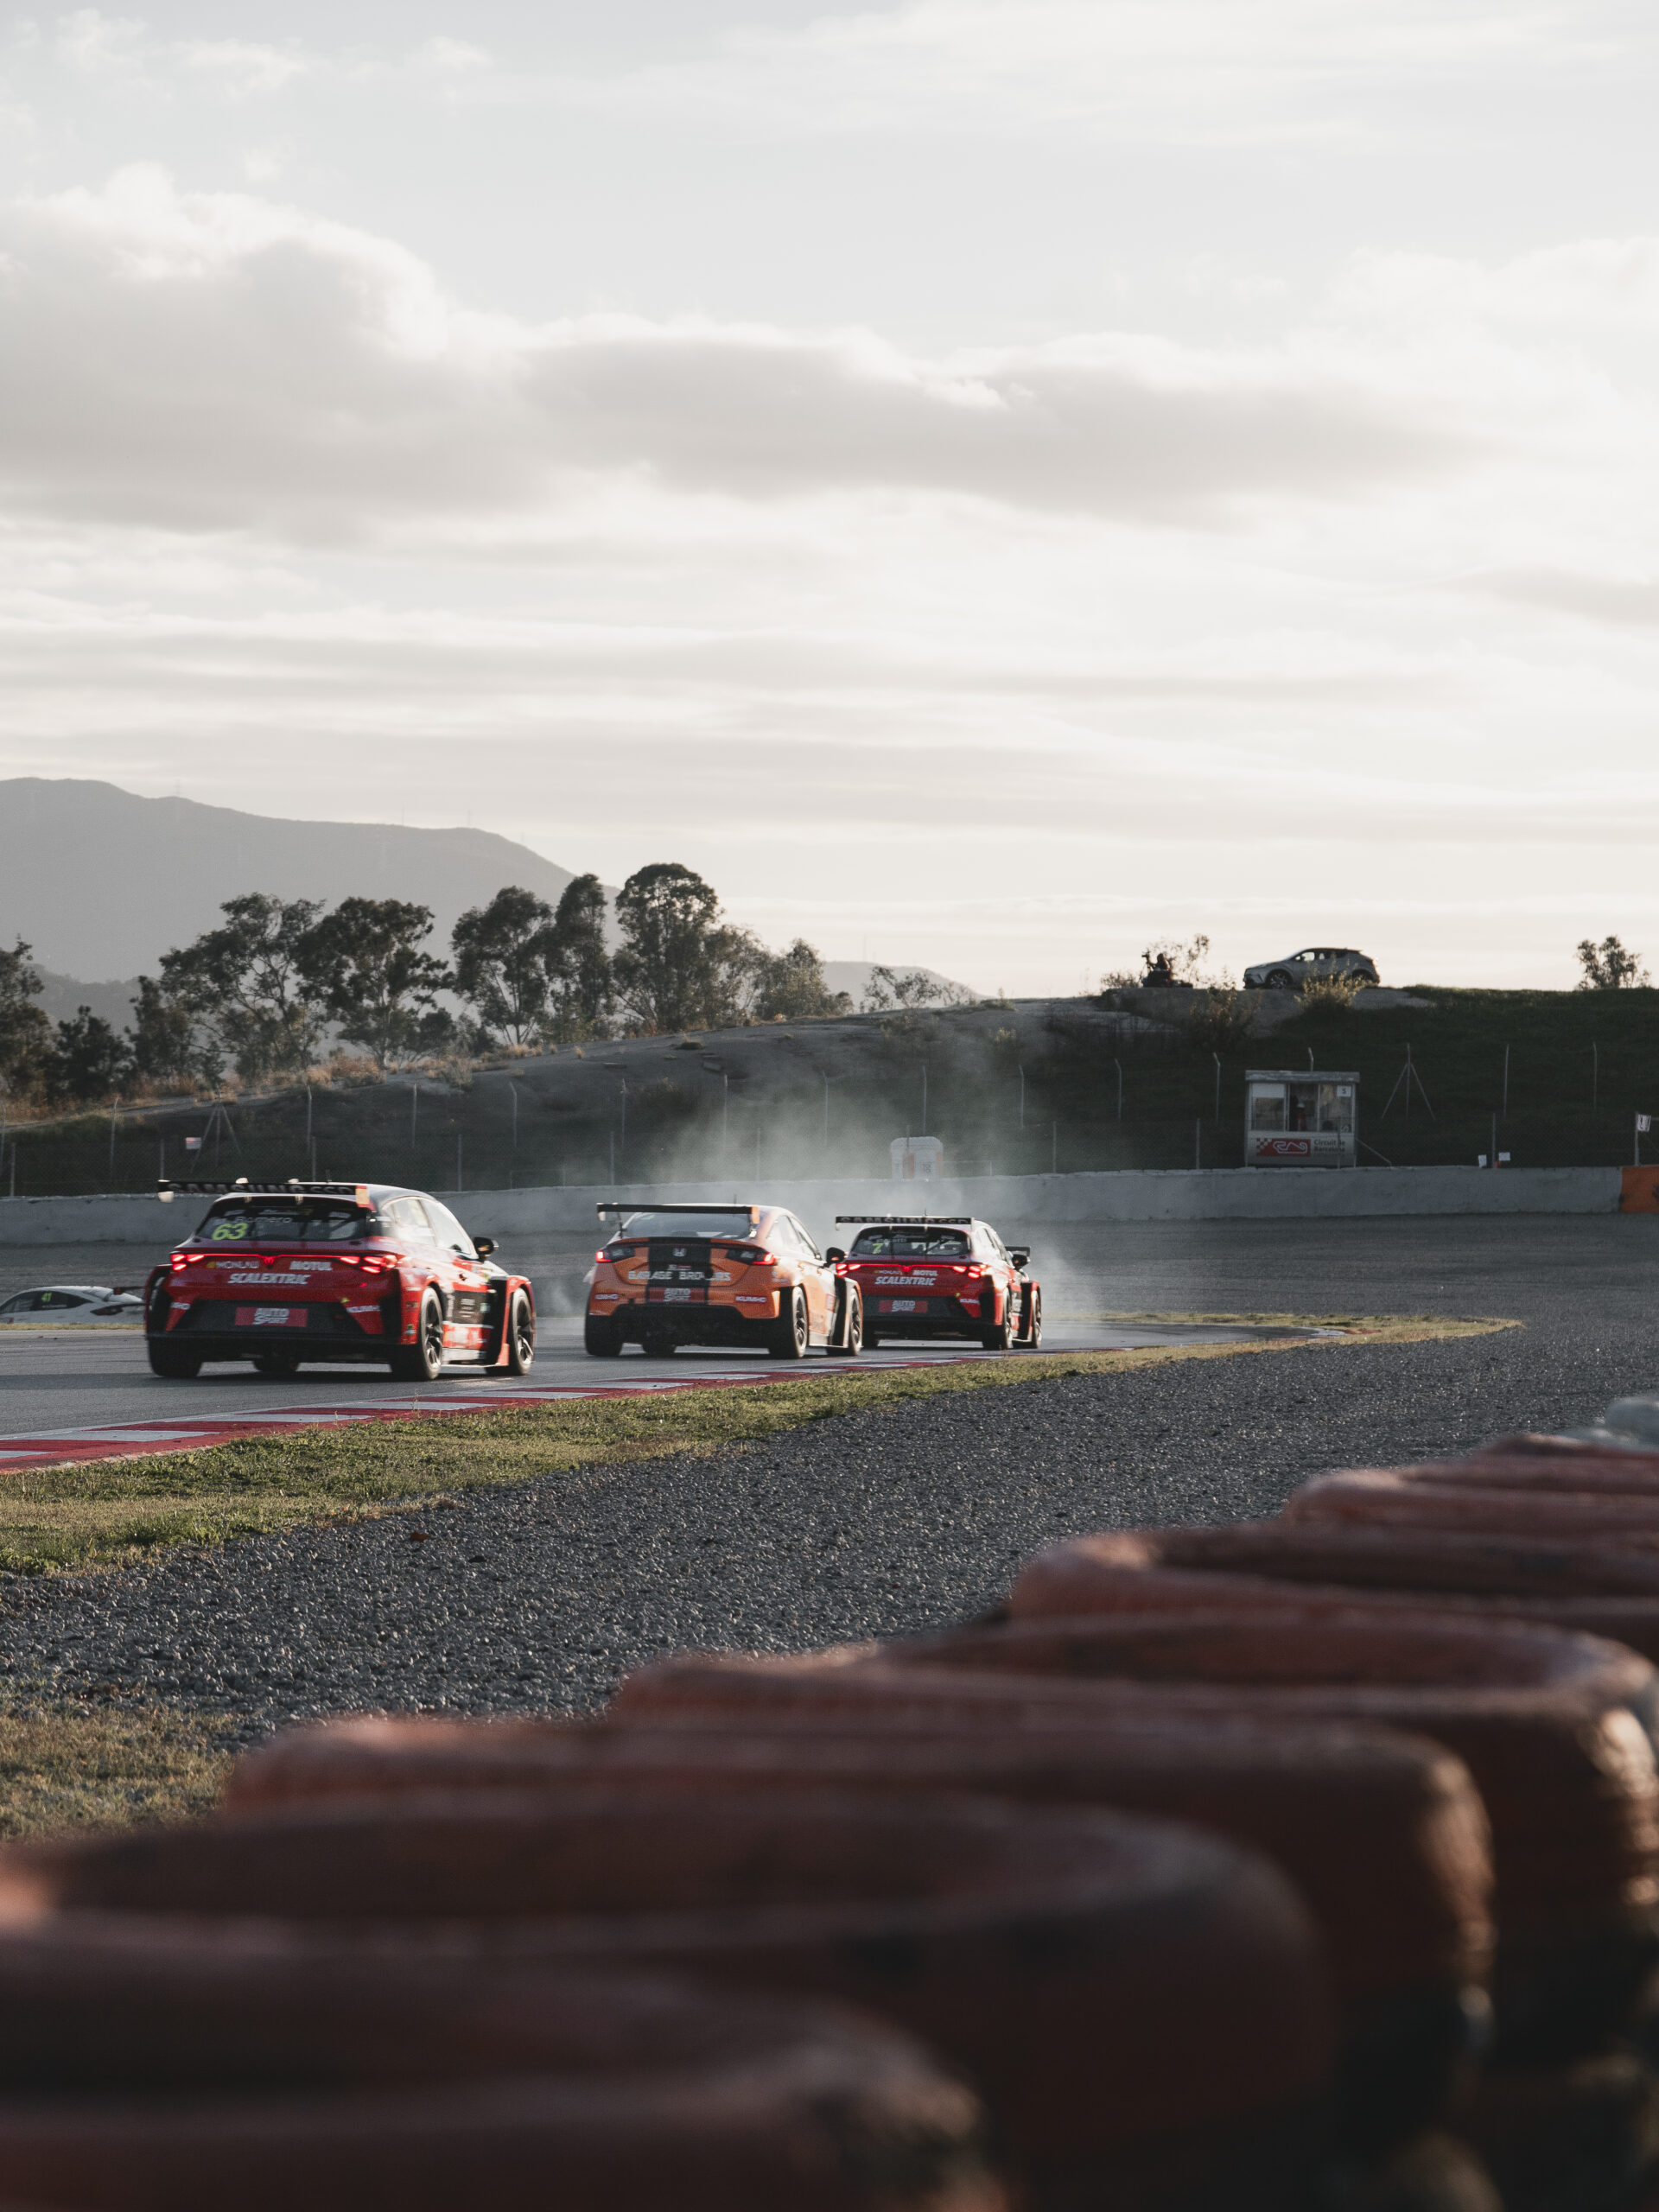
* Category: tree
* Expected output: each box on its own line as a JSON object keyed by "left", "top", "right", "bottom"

{"left": 43, "top": 1006, "right": 131, "bottom": 1106}
{"left": 545, "top": 874, "right": 614, "bottom": 1040}
{"left": 451, "top": 886, "right": 556, "bottom": 1046}
{"left": 128, "top": 976, "right": 200, "bottom": 1086}
{"left": 860, "top": 964, "right": 969, "bottom": 1014}
{"left": 0, "top": 939, "right": 50, "bottom": 1093}
{"left": 158, "top": 894, "right": 327, "bottom": 1082}
{"left": 1576, "top": 935, "right": 1650, "bottom": 990}
{"left": 748, "top": 938, "right": 852, "bottom": 1021}
{"left": 611, "top": 862, "right": 728, "bottom": 1033}
{"left": 297, "top": 898, "right": 453, "bottom": 1069}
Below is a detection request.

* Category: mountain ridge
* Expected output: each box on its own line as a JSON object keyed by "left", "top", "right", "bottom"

{"left": 0, "top": 779, "right": 580, "bottom": 978}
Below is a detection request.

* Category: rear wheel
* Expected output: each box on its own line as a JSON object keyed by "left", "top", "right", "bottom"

{"left": 766, "top": 1288, "right": 810, "bottom": 1360}
{"left": 389, "top": 1292, "right": 445, "bottom": 1382}
{"left": 252, "top": 1351, "right": 302, "bottom": 1380}
{"left": 1019, "top": 1287, "right": 1043, "bottom": 1349}
{"left": 979, "top": 1300, "right": 1014, "bottom": 1352}
{"left": 826, "top": 1284, "right": 862, "bottom": 1357}
{"left": 584, "top": 1311, "right": 624, "bottom": 1358}
{"left": 148, "top": 1339, "right": 201, "bottom": 1380}
{"left": 505, "top": 1290, "right": 535, "bottom": 1376}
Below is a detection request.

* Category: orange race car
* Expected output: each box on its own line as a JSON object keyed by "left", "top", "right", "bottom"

{"left": 585, "top": 1202, "right": 862, "bottom": 1359}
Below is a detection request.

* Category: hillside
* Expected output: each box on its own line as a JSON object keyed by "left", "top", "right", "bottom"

{"left": 0, "top": 780, "right": 582, "bottom": 978}
{"left": 17, "top": 982, "right": 1659, "bottom": 1202}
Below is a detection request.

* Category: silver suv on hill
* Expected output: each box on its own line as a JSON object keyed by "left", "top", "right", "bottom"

{"left": 1243, "top": 947, "right": 1380, "bottom": 991}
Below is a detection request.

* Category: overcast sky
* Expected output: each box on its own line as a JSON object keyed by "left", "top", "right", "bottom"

{"left": 3, "top": 2, "right": 1659, "bottom": 991}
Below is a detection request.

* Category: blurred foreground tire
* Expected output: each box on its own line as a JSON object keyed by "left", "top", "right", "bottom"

{"left": 0, "top": 1926, "right": 1000, "bottom": 2212}
{"left": 227, "top": 1705, "right": 1492, "bottom": 2158}
{"left": 0, "top": 1787, "right": 1337, "bottom": 2212}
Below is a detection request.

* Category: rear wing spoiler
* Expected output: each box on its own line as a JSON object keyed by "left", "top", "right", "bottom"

{"left": 834, "top": 1215, "right": 973, "bottom": 1226}
{"left": 159, "top": 1179, "right": 372, "bottom": 1205}
{"left": 595, "top": 1202, "right": 759, "bottom": 1217}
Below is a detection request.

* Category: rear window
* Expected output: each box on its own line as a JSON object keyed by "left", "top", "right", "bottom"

{"left": 613, "top": 1211, "right": 760, "bottom": 1241}
{"left": 194, "top": 1201, "right": 373, "bottom": 1246}
{"left": 849, "top": 1227, "right": 971, "bottom": 1259}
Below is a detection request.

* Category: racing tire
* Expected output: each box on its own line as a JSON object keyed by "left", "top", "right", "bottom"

{"left": 251, "top": 1351, "right": 302, "bottom": 1380}
{"left": 826, "top": 1285, "right": 862, "bottom": 1358}
{"left": 147, "top": 1340, "right": 202, "bottom": 1380}
{"left": 1019, "top": 1287, "right": 1043, "bottom": 1350}
{"left": 584, "top": 1312, "right": 624, "bottom": 1357}
{"left": 388, "top": 1293, "right": 445, "bottom": 1383}
{"left": 504, "top": 1291, "right": 535, "bottom": 1376}
{"left": 766, "top": 1289, "right": 810, "bottom": 1360}
{"left": 1266, "top": 969, "right": 1293, "bottom": 991}
{"left": 979, "top": 1304, "right": 1014, "bottom": 1352}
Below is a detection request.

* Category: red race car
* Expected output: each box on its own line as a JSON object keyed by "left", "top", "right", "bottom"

{"left": 144, "top": 1179, "right": 535, "bottom": 1384}
{"left": 831, "top": 1215, "right": 1042, "bottom": 1351}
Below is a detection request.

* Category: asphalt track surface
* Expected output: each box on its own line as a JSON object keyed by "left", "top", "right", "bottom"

{"left": 0, "top": 1314, "right": 1317, "bottom": 1471}
{"left": 0, "top": 1215, "right": 1654, "bottom": 1733}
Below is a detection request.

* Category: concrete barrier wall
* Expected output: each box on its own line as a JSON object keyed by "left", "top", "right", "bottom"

{"left": 0, "top": 1165, "right": 1624, "bottom": 1249}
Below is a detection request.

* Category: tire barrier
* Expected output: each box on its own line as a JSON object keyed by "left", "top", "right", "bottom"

{"left": 225, "top": 1706, "right": 1492, "bottom": 2155}
{"left": 1460, "top": 2049, "right": 1659, "bottom": 2212}
{"left": 0, "top": 1787, "right": 1337, "bottom": 2212}
{"left": 1285, "top": 1470, "right": 1659, "bottom": 1545}
{"left": 617, "top": 1614, "right": 1659, "bottom": 2066}
{"left": 1007, "top": 1530, "right": 1659, "bottom": 1665}
{"left": 0, "top": 1923, "right": 1001, "bottom": 2212}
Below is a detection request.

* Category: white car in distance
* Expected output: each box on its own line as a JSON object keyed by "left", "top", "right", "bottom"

{"left": 0, "top": 1284, "right": 144, "bottom": 1325}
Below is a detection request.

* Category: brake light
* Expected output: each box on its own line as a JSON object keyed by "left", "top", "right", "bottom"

{"left": 357, "top": 1253, "right": 398, "bottom": 1274}
{"left": 721, "top": 1244, "right": 766, "bottom": 1264}
{"left": 168, "top": 1252, "right": 195, "bottom": 1272}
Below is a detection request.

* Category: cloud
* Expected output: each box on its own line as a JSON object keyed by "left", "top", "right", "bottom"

{"left": 1478, "top": 567, "right": 1659, "bottom": 627}
{"left": 539, "top": 0, "right": 1606, "bottom": 144}
{"left": 0, "top": 168, "right": 1481, "bottom": 541}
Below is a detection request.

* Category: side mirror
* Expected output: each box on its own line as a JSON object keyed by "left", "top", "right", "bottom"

{"left": 1008, "top": 1248, "right": 1030, "bottom": 1270}
{"left": 474, "top": 1236, "right": 497, "bottom": 1259}
{"left": 826, "top": 1247, "right": 846, "bottom": 1264}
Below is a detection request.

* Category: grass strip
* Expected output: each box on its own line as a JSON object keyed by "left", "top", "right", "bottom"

{"left": 0, "top": 1313, "right": 1515, "bottom": 1578}
{"left": 0, "top": 1694, "right": 234, "bottom": 1839}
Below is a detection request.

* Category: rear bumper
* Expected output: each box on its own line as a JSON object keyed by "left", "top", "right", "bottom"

{"left": 149, "top": 1333, "right": 396, "bottom": 1365}
{"left": 589, "top": 1296, "right": 775, "bottom": 1347}
{"left": 151, "top": 1292, "right": 400, "bottom": 1364}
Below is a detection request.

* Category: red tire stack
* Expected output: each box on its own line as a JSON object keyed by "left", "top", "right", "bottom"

{"left": 12, "top": 1427, "right": 1659, "bottom": 2210}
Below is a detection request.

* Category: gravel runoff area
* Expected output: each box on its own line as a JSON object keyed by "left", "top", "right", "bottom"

{"left": 0, "top": 1214, "right": 1654, "bottom": 1741}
